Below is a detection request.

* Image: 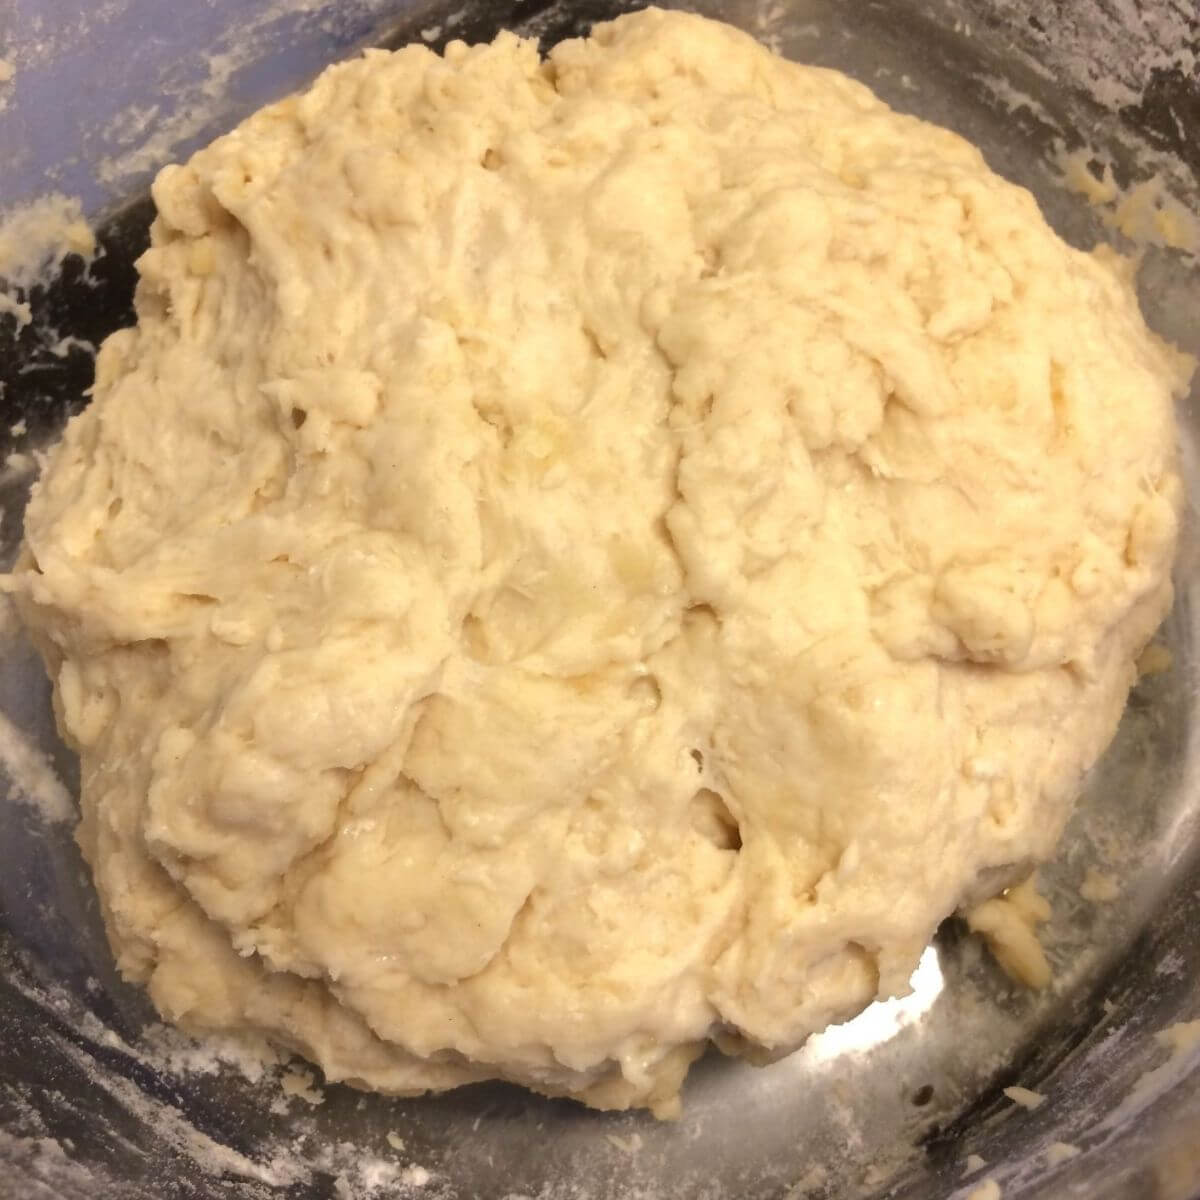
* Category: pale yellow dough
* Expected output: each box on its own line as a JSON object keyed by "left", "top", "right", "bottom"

{"left": 5, "top": 9, "right": 1188, "bottom": 1115}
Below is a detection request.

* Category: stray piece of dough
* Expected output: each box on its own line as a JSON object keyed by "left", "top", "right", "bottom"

{"left": 1043, "top": 1141, "right": 1081, "bottom": 1166}
{"left": 1079, "top": 867, "right": 1120, "bottom": 904}
{"left": 966, "top": 1179, "right": 1002, "bottom": 1200}
{"left": 967, "top": 877, "right": 1054, "bottom": 989}
{"left": 1003, "top": 1085, "right": 1046, "bottom": 1111}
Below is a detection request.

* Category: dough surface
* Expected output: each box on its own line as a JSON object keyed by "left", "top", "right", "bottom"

{"left": 6, "top": 8, "right": 1188, "bottom": 1115}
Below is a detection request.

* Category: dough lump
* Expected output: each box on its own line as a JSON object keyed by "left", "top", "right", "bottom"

{"left": 6, "top": 9, "right": 1188, "bottom": 1116}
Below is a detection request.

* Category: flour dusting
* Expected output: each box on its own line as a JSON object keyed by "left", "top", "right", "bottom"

{"left": 0, "top": 1131, "right": 95, "bottom": 1198}
{"left": 1098, "top": 1017, "right": 1200, "bottom": 1130}
{"left": 0, "top": 709, "right": 74, "bottom": 824}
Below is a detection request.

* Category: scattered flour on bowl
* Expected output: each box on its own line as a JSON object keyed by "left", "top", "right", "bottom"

{"left": 0, "top": 1130, "right": 96, "bottom": 1199}
{"left": 1098, "top": 1018, "right": 1200, "bottom": 1131}
{"left": 310, "top": 1140, "right": 437, "bottom": 1198}
{"left": 139, "top": 1021, "right": 279, "bottom": 1083}
{"left": 2, "top": 962, "right": 445, "bottom": 1196}
{"left": 53, "top": 1032, "right": 307, "bottom": 1192}
{"left": 0, "top": 709, "right": 74, "bottom": 824}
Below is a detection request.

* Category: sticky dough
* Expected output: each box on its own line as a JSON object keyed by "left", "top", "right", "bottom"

{"left": 6, "top": 8, "right": 1188, "bottom": 1116}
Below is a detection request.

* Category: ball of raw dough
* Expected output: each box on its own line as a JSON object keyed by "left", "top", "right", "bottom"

{"left": 7, "top": 8, "right": 1187, "bottom": 1115}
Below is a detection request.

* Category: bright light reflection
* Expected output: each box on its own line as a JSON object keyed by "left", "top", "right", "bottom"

{"left": 800, "top": 944, "right": 946, "bottom": 1065}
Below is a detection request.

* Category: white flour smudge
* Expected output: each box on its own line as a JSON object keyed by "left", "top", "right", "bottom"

{"left": 0, "top": 708, "right": 74, "bottom": 824}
